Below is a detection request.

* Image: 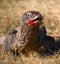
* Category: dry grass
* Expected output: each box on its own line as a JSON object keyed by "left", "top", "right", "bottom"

{"left": 0, "top": 45, "right": 60, "bottom": 64}
{"left": 0, "top": 0, "right": 60, "bottom": 36}
{"left": 0, "top": 0, "right": 60, "bottom": 64}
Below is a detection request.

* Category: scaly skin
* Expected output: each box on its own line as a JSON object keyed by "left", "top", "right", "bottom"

{"left": 16, "top": 23, "right": 40, "bottom": 51}
{"left": 2, "top": 11, "right": 43, "bottom": 56}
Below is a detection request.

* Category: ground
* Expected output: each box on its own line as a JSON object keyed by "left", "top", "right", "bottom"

{"left": 0, "top": 44, "right": 60, "bottom": 64}
{"left": 0, "top": 0, "right": 60, "bottom": 64}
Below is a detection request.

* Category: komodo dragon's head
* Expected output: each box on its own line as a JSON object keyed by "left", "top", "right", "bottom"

{"left": 22, "top": 11, "right": 43, "bottom": 27}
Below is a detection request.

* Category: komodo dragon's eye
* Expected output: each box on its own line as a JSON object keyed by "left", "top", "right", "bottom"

{"left": 27, "top": 13, "right": 31, "bottom": 17}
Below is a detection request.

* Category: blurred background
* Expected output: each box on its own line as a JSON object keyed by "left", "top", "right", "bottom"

{"left": 0, "top": 0, "right": 60, "bottom": 64}
{"left": 0, "top": 0, "right": 60, "bottom": 37}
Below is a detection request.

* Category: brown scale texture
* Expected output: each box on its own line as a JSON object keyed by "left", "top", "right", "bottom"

{"left": 16, "top": 23, "right": 41, "bottom": 54}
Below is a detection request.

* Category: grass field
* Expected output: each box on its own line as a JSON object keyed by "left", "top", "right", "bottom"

{"left": 0, "top": 0, "right": 60, "bottom": 64}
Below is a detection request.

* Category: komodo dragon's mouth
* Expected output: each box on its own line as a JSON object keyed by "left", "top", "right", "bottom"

{"left": 28, "top": 15, "right": 43, "bottom": 26}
